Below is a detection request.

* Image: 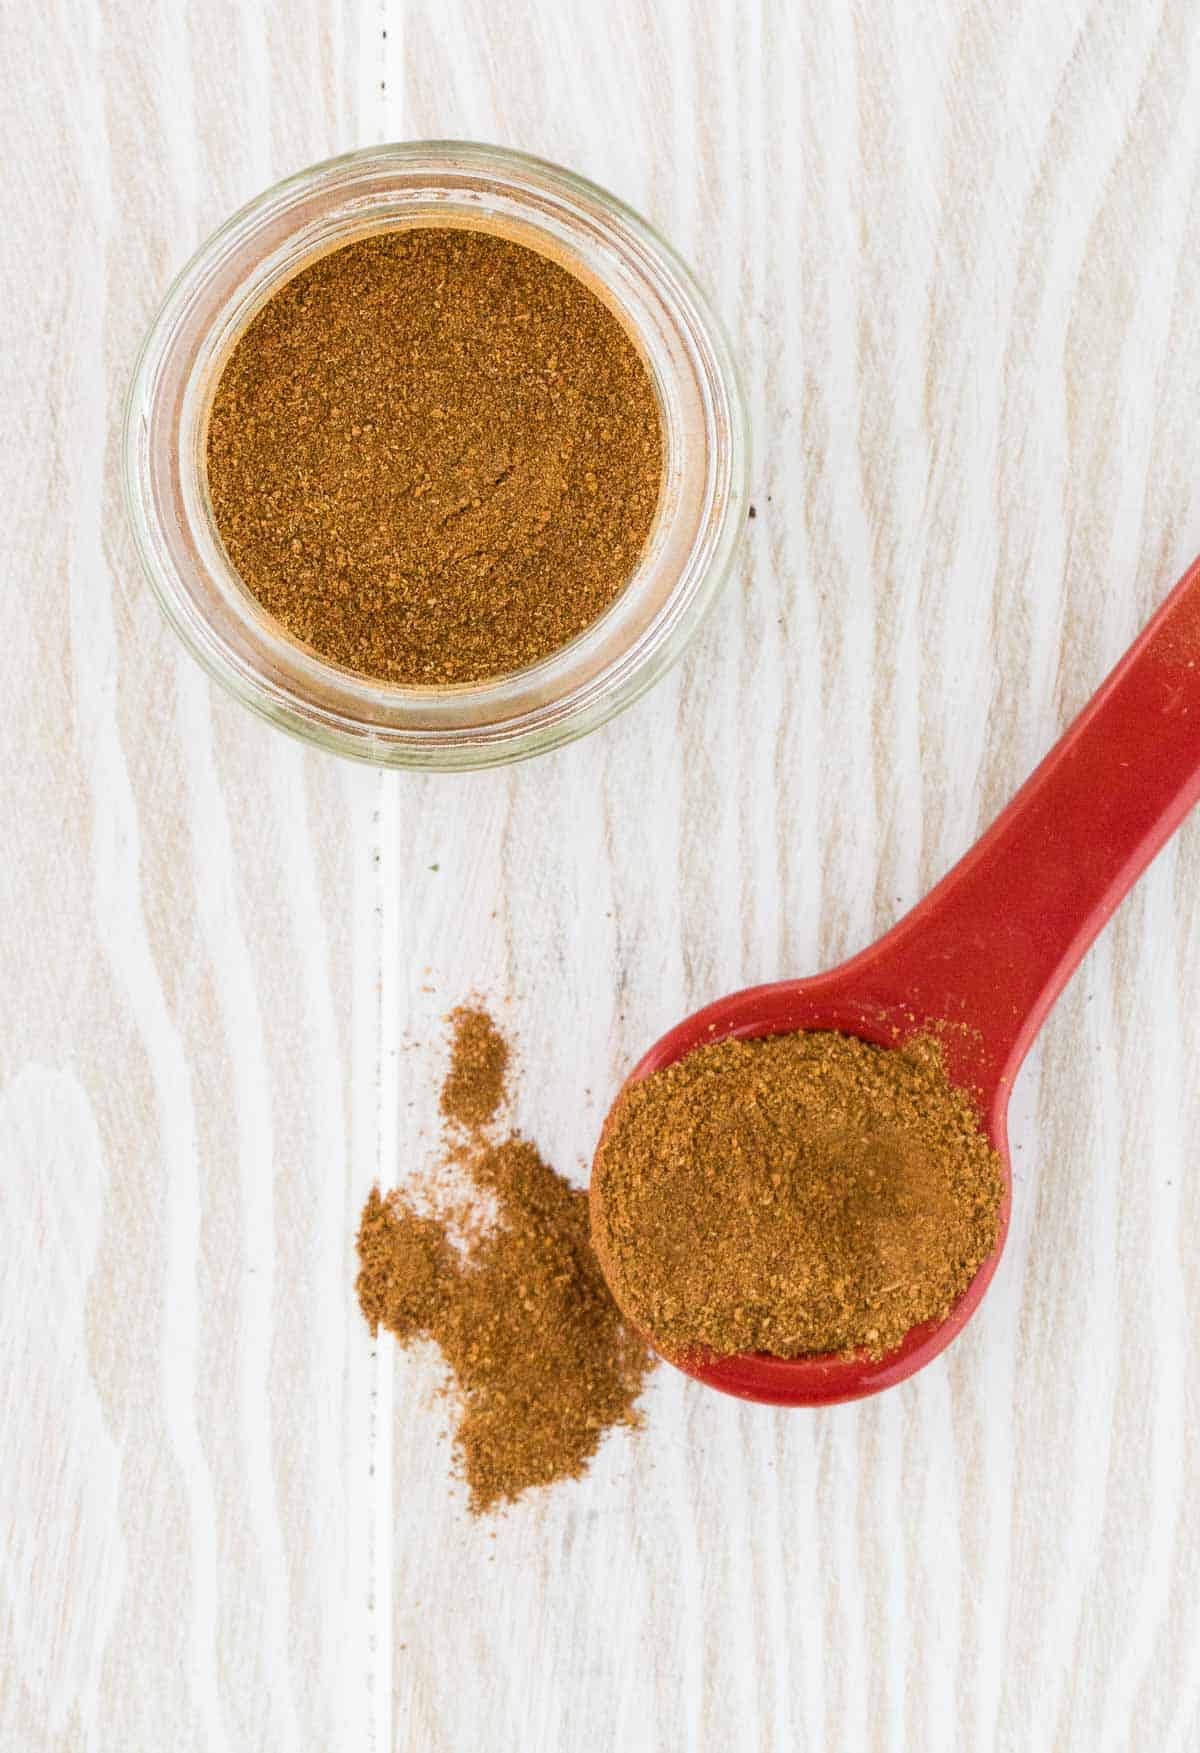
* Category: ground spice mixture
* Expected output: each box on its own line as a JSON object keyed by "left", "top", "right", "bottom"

{"left": 356, "top": 1007, "right": 654, "bottom": 1514}
{"left": 590, "top": 1030, "right": 1004, "bottom": 1361}
{"left": 439, "top": 1003, "right": 509, "bottom": 1129}
{"left": 206, "top": 227, "right": 663, "bottom": 685}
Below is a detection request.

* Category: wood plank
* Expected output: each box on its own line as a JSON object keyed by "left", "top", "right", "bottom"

{"left": 0, "top": 2, "right": 377, "bottom": 1748}
{"left": 380, "top": 3, "right": 1200, "bottom": 1750}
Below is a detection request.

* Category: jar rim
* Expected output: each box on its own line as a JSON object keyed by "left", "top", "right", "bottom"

{"left": 123, "top": 141, "right": 750, "bottom": 769}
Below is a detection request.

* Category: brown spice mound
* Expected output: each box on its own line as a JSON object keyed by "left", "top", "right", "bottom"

{"left": 206, "top": 227, "right": 664, "bottom": 685}
{"left": 356, "top": 1011, "right": 654, "bottom": 1514}
{"left": 356, "top": 1195, "right": 452, "bottom": 1341}
{"left": 440, "top": 1004, "right": 509, "bottom": 1129}
{"left": 590, "top": 1030, "right": 1004, "bottom": 1361}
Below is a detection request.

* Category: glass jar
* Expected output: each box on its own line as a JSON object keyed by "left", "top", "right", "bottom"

{"left": 123, "top": 142, "right": 748, "bottom": 769}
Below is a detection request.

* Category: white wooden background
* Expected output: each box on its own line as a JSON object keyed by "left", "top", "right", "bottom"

{"left": 4, "top": 1, "right": 1200, "bottom": 1748}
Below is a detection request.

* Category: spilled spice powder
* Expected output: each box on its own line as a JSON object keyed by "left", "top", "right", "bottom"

{"left": 590, "top": 1030, "right": 1004, "bottom": 1361}
{"left": 206, "top": 227, "right": 664, "bottom": 685}
{"left": 439, "top": 1004, "right": 509, "bottom": 1130}
{"left": 356, "top": 1007, "right": 654, "bottom": 1513}
{"left": 357, "top": 1196, "right": 452, "bottom": 1342}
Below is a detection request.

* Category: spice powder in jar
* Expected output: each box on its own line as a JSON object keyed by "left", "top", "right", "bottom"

{"left": 205, "top": 227, "right": 665, "bottom": 685}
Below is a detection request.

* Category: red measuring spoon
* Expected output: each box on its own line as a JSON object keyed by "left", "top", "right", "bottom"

{"left": 592, "top": 553, "right": 1200, "bottom": 1405}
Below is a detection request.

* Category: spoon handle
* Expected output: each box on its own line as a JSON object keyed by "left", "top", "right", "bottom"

{"left": 860, "top": 553, "right": 1200, "bottom": 1095}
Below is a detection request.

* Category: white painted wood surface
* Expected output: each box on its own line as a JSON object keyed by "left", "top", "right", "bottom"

{"left": 3, "top": 1, "right": 1199, "bottom": 1748}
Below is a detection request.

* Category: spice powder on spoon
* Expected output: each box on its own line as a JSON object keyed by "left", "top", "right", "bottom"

{"left": 205, "top": 227, "right": 664, "bottom": 685}
{"left": 591, "top": 1029, "right": 1004, "bottom": 1361}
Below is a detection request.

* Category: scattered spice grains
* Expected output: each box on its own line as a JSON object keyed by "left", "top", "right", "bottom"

{"left": 439, "top": 1004, "right": 509, "bottom": 1129}
{"left": 356, "top": 1007, "right": 654, "bottom": 1514}
{"left": 590, "top": 1030, "right": 1004, "bottom": 1361}
{"left": 206, "top": 227, "right": 664, "bottom": 685}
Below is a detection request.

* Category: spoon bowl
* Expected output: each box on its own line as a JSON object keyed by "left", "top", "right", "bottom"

{"left": 592, "top": 553, "right": 1200, "bottom": 1404}
{"left": 594, "top": 984, "right": 1013, "bottom": 1406}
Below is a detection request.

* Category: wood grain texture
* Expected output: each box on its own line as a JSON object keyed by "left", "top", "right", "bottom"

{"left": 2, "top": 1, "right": 1199, "bottom": 1749}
